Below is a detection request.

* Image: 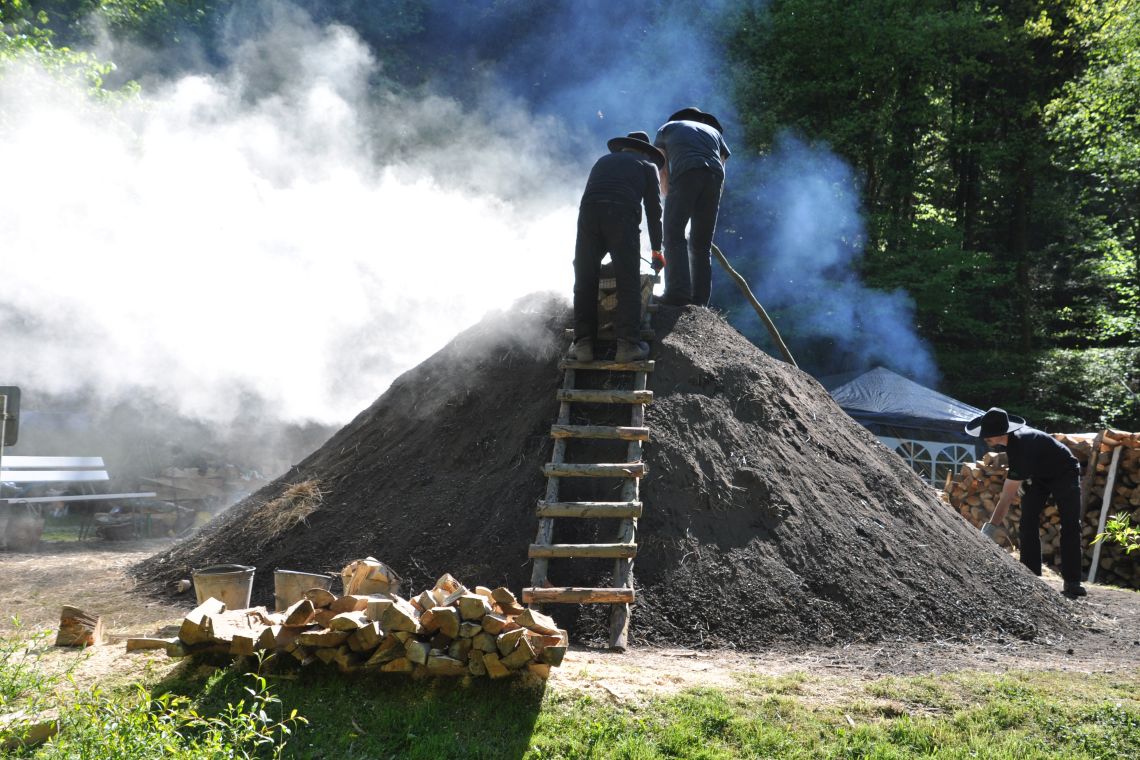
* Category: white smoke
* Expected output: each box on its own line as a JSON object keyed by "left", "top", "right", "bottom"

{"left": 0, "top": 11, "right": 579, "bottom": 425}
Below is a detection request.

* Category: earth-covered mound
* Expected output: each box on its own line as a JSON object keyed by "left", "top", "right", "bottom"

{"left": 135, "top": 294, "right": 1074, "bottom": 648}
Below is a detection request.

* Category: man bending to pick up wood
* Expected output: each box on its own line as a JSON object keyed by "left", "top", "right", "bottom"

{"left": 966, "top": 407, "right": 1087, "bottom": 598}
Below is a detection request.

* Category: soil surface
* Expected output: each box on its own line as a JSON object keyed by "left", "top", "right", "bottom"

{"left": 4, "top": 543, "right": 1138, "bottom": 702}
{"left": 134, "top": 297, "right": 1077, "bottom": 649}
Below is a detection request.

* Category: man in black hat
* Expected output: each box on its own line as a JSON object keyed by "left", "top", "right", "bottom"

{"left": 653, "top": 106, "right": 731, "bottom": 307}
{"left": 569, "top": 131, "right": 664, "bottom": 363}
{"left": 966, "top": 407, "right": 1087, "bottom": 597}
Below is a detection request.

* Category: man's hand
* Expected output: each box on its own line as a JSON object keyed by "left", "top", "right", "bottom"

{"left": 651, "top": 250, "right": 666, "bottom": 273}
{"left": 980, "top": 521, "right": 999, "bottom": 542}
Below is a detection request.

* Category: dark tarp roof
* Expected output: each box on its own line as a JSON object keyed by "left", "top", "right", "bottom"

{"left": 828, "top": 367, "right": 984, "bottom": 443}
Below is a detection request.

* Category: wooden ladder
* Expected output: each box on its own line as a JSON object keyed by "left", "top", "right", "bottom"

{"left": 523, "top": 353, "right": 652, "bottom": 651}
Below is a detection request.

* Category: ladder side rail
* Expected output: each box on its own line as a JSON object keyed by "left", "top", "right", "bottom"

{"left": 609, "top": 368, "right": 647, "bottom": 650}
{"left": 530, "top": 368, "right": 576, "bottom": 591}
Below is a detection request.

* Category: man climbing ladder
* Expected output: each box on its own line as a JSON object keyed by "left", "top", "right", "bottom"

{"left": 569, "top": 130, "right": 664, "bottom": 364}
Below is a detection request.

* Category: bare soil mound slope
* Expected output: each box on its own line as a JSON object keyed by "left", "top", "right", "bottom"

{"left": 134, "top": 296, "right": 1076, "bottom": 649}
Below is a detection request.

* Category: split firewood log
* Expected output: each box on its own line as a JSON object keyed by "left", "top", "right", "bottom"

{"left": 55, "top": 607, "right": 104, "bottom": 648}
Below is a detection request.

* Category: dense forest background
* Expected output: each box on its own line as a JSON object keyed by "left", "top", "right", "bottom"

{"left": 3, "top": 0, "right": 1137, "bottom": 431}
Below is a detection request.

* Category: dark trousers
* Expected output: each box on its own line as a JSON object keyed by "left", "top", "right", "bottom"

{"left": 1019, "top": 472, "right": 1083, "bottom": 584}
{"left": 574, "top": 202, "right": 642, "bottom": 343}
{"left": 663, "top": 168, "right": 724, "bottom": 306}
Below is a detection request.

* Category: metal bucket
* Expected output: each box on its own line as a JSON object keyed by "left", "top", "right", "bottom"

{"left": 273, "top": 570, "right": 334, "bottom": 612}
{"left": 192, "top": 564, "right": 255, "bottom": 609}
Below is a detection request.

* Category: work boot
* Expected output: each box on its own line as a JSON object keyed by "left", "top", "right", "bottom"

{"left": 615, "top": 339, "right": 649, "bottom": 362}
{"left": 1062, "top": 582, "right": 1087, "bottom": 598}
{"left": 568, "top": 338, "right": 593, "bottom": 362}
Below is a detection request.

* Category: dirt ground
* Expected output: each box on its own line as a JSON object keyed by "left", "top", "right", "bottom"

{"left": 4, "top": 541, "right": 1138, "bottom": 703}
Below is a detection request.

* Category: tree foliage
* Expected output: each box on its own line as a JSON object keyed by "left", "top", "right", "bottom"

{"left": 731, "top": 0, "right": 1139, "bottom": 428}
{"left": 4, "top": 0, "right": 1137, "bottom": 429}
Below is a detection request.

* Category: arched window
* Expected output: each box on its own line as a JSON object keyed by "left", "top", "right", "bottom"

{"left": 934, "top": 445, "right": 974, "bottom": 486}
{"left": 894, "top": 441, "right": 934, "bottom": 483}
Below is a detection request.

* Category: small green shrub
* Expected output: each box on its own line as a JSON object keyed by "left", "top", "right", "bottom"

{"left": 1095, "top": 513, "right": 1140, "bottom": 555}
{"left": 27, "top": 670, "right": 305, "bottom": 759}
{"left": 0, "top": 621, "right": 55, "bottom": 709}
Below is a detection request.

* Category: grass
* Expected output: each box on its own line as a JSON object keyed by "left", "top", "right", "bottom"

{"left": 3, "top": 629, "right": 1140, "bottom": 759}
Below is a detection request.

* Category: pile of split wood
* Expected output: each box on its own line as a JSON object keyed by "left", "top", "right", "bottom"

{"left": 944, "top": 430, "right": 1140, "bottom": 588}
{"left": 132, "top": 572, "right": 567, "bottom": 679}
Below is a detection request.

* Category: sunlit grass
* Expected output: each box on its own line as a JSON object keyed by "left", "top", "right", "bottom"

{"left": 3, "top": 628, "right": 1139, "bottom": 759}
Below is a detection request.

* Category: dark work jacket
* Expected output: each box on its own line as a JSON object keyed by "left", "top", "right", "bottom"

{"left": 1006, "top": 427, "right": 1079, "bottom": 481}
{"left": 579, "top": 151, "right": 663, "bottom": 251}
{"left": 653, "top": 119, "right": 730, "bottom": 180}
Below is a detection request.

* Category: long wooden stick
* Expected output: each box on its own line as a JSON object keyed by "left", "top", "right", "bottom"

{"left": 1088, "top": 445, "right": 1122, "bottom": 584}
{"left": 710, "top": 243, "right": 797, "bottom": 367}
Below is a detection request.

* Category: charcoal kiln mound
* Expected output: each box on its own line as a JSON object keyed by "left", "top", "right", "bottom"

{"left": 134, "top": 294, "right": 1075, "bottom": 649}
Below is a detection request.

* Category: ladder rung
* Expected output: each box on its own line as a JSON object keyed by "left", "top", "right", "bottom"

{"left": 559, "top": 359, "right": 655, "bottom": 372}
{"left": 550, "top": 425, "right": 648, "bottom": 441}
{"left": 522, "top": 587, "right": 635, "bottom": 604}
{"left": 528, "top": 543, "right": 637, "bottom": 559}
{"left": 543, "top": 463, "right": 645, "bottom": 478}
{"left": 536, "top": 501, "right": 643, "bottom": 518}
{"left": 564, "top": 328, "right": 656, "bottom": 341}
{"left": 556, "top": 389, "right": 653, "bottom": 405}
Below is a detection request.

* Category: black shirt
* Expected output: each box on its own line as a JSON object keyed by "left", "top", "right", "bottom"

{"left": 1006, "top": 427, "right": 1079, "bottom": 481}
{"left": 579, "top": 151, "right": 663, "bottom": 251}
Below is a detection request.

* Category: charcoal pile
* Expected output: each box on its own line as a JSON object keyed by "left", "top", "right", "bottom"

{"left": 135, "top": 295, "right": 1076, "bottom": 649}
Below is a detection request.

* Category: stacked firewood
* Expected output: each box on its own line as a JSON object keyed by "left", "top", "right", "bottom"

{"left": 943, "top": 430, "right": 1139, "bottom": 588}
{"left": 132, "top": 573, "right": 567, "bottom": 679}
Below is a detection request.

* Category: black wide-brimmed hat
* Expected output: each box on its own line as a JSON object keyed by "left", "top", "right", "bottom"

{"left": 965, "top": 407, "right": 1027, "bottom": 438}
{"left": 668, "top": 106, "right": 724, "bottom": 134}
{"left": 607, "top": 131, "right": 665, "bottom": 169}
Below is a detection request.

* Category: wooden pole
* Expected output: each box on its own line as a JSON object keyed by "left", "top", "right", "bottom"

{"left": 0, "top": 394, "right": 7, "bottom": 502}
{"left": 710, "top": 243, "right": 797, "bottom": 367}
{"left": 1088, "top": 445, "right": 1122, "bottom": 584}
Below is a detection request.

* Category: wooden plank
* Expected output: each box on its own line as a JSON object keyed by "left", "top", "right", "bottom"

{"left": 556, "top": 389, "right": 653, "bottom": 405}
{"left": 522, "top": 587, "right": 636, "bottom": 604}
{"left": 0, "top": 492, "right": 156, "bottom": 505}
{"left": 531, "top": 368, "right": 576, "bottom": 594}
{"left": 536, "top": 501, "right": 643, "bottom": 519}
{"left": 543, "top": 462, "right": 645, "bottom": 478}
{"left": 0, "top": 456, "right": 104, "bottom": 469}
{"left": 610, "top": 367, "right": 647, "bottom": 651}
{"left": 559, "top": 360, "right": 655, "bottom": 372}
{"left": 563, "top": 328, "right": 656, "bottom": 341}
{"left": 0, "top": 471, "right": 108, "bottom": 483}
{"left": 125, "top": 637, "right": 177, "bottom": 652}
{"left": 528, "top": 543, "right": 637, "bottom": 559}
{"left": 1088, "top": 445, "right": 1123, "bottom": 584}
{"left": 549, "top": 425, "right": 649, "bottom": 441}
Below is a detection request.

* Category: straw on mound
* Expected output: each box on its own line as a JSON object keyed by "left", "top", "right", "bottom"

{"left": 134, "top": 295, "right": 1075, "bottom": 649}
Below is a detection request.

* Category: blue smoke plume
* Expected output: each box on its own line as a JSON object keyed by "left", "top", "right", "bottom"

{"left": 395, "top": 0, "right": 937, "bottom": 383}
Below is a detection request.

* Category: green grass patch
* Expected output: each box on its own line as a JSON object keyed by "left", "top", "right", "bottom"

{"left": 3, "top": 632, "right": 1140, "bottom": 759}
